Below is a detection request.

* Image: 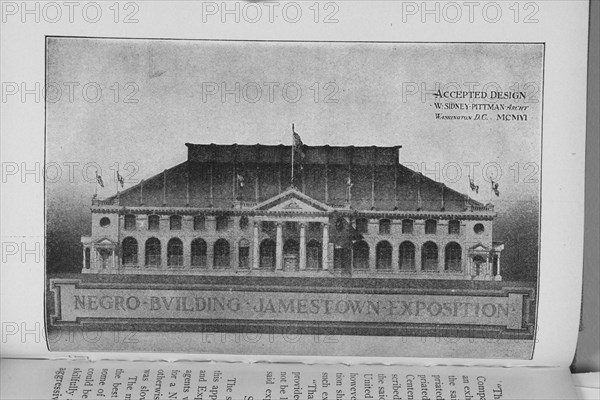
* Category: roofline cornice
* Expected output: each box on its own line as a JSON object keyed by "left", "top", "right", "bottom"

{"left": 91, "top": 206, "right": 496, "bottom": 220}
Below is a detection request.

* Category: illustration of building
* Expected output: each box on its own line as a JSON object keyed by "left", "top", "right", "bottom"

{"left": 81, "top": 143, "right": 504, "bottom": 280}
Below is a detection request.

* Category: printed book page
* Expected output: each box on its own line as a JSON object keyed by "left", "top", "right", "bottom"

{"left": 0, "top": 359, "right": 580, "bottom": 400}
{"left": 0, "top": 0, "right": 589, "bottom": 368}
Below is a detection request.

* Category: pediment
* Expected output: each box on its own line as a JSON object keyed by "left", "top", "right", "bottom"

{"left": 255, "top": 188, "right": 332, "bottom": 212}
{"left": 469, "top": 243, "right": 490, "bottom": 252}
{"left": 94, "top": 237, "right": 116, "bottom": 246}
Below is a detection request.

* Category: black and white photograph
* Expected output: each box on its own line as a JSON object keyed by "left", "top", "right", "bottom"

{"left": 44, "top": 38, "right": 544, "bottom": 359}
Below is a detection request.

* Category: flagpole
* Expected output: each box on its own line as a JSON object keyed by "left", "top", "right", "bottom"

{"left": 291, "top": 124, "right": 295, "bottom": 187}
{"left": 94, "top": 171, "right": 99, "bottom": 197}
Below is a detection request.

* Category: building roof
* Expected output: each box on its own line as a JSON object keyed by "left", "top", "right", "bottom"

{"left": 186, "top": 143, "right": 401, "bottom": 166}
{"left": 101, "top": 144, "right": 488, "bottom": 213}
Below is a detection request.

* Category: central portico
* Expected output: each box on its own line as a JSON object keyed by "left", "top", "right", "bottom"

{"left": 250, "top": 187, "right": 334, "bottom": 271}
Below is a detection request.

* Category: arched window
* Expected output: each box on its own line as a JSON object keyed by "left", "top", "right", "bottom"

{"left": 376, "top": 241, "right": 392, "bottom": 270}
{"left": 100, "top": 217, "right": 111, "bottom": 227}
{"left": 306, "top": 240, "right": 322, "bottom": 270}
{"left": 425, "top": 219, "right": 437, "bottom": 234}
{"left": 260, "top": 239, "right": 276, "bottom": 269}
{"left": 167, "top": 238, "right": 183, "bottom": 266}
{"left": 191, "top": 238, "right": 207, "bottom": 268}
{"left": 448, "top": 220, "right": 460, "bottom": 235}
{"left": 193, "top": 215, "right": 206, "bottom": 231}
{"left": 284, "top": 239, "right": 300, "bottom": 271}
{"left": 445, "top": 242, "right": 462, "bottom": 271}
{"left": 379, "top": 219, "right": 391, "bottom": 235}
{"left": 402, "top": 219, "right": 414, "bottom": 234}
{"left": 148, "top": 215, "right": 160, "bottom": 231}
{"left": 122, "top": 237, "right": 138, "bottom": 265}
{"left": 399, "top": 241, "right": 415, "bottom": 270}
{"left": 145, "top": 238, "right": 161, "bottom": 266}
{"left": 213, "top": 239, "right": 230, "bottom": 268}
{"left": 421, "top": 241, "right": 438, "bottom": 271}
{"left": 284, "top": 239, "right": 299, "bottom": 257}
{"left": 239, "top": 216, "right": 249, "bottom": 230}
{"left": 216, "top": 215, "right": 230, "bottom": 231}
{"left": 170, "top": 215, "right": 182, "bottom": 230}
{"left": 356, "top": 218, "right": 369, "bottom": 234}
{"left": 238, "top": 239, "right": 250, "bottom": 269}
{"left": 124, "top": 214, "right": 136, "bottom": 230}
{"left": 352, "top": 240, "right": 369, "bottom": 270}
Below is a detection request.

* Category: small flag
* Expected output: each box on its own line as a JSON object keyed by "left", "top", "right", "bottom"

{"left": 469, "top": 175, "right": 479, "bottom": 194}
{"left": 117, "top": 170, "right": 125, "bottom": 188}
{"left": 236, "top": 173, "right": 245, "bottom": 188}
{"left": 292, "top": 124, "right": 305, "bottom": 160}
{"left": 491, "top": 179, "right": 500, "bottom": 197}
{"left": 96, "top": 171, "right": 104, "bottom": 188}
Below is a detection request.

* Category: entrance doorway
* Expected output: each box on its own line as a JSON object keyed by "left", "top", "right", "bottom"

{"left": 283, "top": 239, "right": 299, "bottom": 271}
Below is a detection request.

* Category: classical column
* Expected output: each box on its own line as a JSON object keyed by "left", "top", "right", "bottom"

{"left": 415, "top": 244, "right": 422, "bottom": 272}
{"left": 369, "top": 243, "right": 377, "bottom": 271}
{"left": 391, "top": 242, "right": 399, "bottom": 272}
{"left": 253, "top": 222, "right": 260, "bottom": 269}
{"left": 496, "top": 253, "right": 501, "bottom": 276}
{"left": 206, "top": 240, "right": 214, "bottom": 270}
{"left": 495, "top": 253, "right": 502, "bottom": 281}
{"left": 439, "top": 244, "right": 445, "bottom": 273}
{"left": 112, "top": 248, "right": 116, "bottom": 270}
{"left": 299, "top": 223, "right": 307, "bottom": 270}
{"left": 231, "top": 240, "right": 238, "bottom": 271}
{"left": 82, "top": 247, "right": 87, "bottom": 270}
{"left": 276, "top": 222, "right": 283, "bottom": 270}
{"left": 322, "top": 223, "right": 329, "bottom": 270}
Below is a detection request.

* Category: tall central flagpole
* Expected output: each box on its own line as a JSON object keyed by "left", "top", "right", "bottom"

{"left": 291, "top": 124, "right": 295, "bottom": 187}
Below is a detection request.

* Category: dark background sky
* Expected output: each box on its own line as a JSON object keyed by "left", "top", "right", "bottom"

{"left": 46, "top": 39, "right": 543, "bottom": 280}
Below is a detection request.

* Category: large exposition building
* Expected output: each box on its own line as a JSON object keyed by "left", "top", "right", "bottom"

{"left": 81, "top": 143, "right": 504, "bottom": 280}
